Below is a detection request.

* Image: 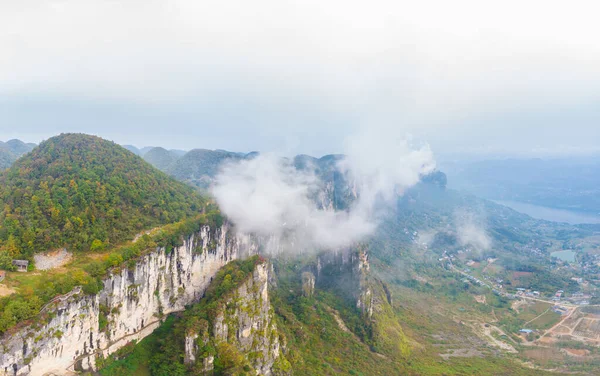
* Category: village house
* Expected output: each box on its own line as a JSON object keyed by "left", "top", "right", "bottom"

{"left": 12, "top": 260, "right": 29, "bottom": 272}
{"left": 0, "top": 270, "right": 5, "bottom": 282}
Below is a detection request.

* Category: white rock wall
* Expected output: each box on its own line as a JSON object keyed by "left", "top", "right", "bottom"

{"left": 0, "top": 223, "right": 254, "bottom": 376}
{"left": 186, "top": 262, "right": 283, "bottom": 375}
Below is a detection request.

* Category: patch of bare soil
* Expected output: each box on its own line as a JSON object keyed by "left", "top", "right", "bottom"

{"left": 524, "top": 348, "right": 564, "bottom": 363}
{"left": 461, "top": 320, "right": 517, "bottom": 353}
{"left": 439, "top": 348, "right": 483, "bottom": 360}
{"left": 563, "top": 348, "right": 589, "bottom": 357}
{"left": 511, "top": 299, "right": 527, "bottom": 311}
{"left": 474, "top": 295, "right": 486, "bottom": 304}
{"left": 538, "top": 336, "right": 556, "bottom": 345}
{"left": 553, "top": 325, "right": 571, "bottom": 334}
{"left": 0, "top": 284, "right": 16, "bottom": 297}
{"left": 34, "top": 248, "right": 73, "bottom": 270}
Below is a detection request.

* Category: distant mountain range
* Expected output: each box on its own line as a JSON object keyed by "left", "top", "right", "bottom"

{"left": 0, "top": 139, "right": 37, "bottom": 170}
{"left": 6, "top": 138, "right": 599, "bottom": 217}
{"left": 442, "top": 157, "right": 600, "bottom": 214}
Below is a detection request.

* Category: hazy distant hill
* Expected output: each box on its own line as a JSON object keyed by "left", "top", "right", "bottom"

{"left": 0, "top": 139, "right": 37, "bottom": 170}
{"left": 5, "top": 139, "right": 36, "bottom": 156}
{"left": 143, "top": 147, "right": 181, "bottom": 171}
{"left": 0, "top": 133, "right": 204, "bottom": 256}
{"left": 0, "top": 147, "right": 15, "bottom": 170}
{"left": 166, "top": 149, "right": 256, "bottom": 189}
{"left": 443, "top": 157, "right": 600, "bottom": 214}
{"left": 139, "top": 146, "right": 155, "bottom": 155}
{"left": 169, "top": 149, "right": 187, "bottom": 157}
{"left": 122, "top": 144, "right": 142, "bottom": 155}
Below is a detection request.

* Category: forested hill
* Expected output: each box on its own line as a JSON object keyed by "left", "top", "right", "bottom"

{"left": 0, "top": 133, "right": 205, "bottom": 258}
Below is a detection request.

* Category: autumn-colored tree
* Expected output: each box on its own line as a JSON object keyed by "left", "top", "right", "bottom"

{"left": 0, "top": 133, "right": 205, "bottom": 258}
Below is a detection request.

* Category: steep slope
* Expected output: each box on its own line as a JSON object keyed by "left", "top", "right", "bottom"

{"left": 0, "top": 219, "right": 251, "bottom": 375}
{"left": 143, "top": 147, "right": 181, "bottom": 171}
{"left": 97, "top": 256, "right": 289, "bottom": 376}
{"left": 0, "top": 133, "right": 204, "bottom": 257}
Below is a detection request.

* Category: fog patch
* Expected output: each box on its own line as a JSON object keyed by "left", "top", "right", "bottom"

{"left": 454, "top": 210, "right": 491, "bottom": 251}
{"left": 212, "top": 130, "right": 435, "bottom": 252}
{"left": 416, "top": 229, "right": 438, "bottom": 250}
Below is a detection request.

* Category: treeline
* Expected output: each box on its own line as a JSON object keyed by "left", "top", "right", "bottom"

{"left": 0, "top": 134, "right": 205, "bottom": 259}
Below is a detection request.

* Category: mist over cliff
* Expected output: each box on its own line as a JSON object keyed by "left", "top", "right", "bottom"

{"left": 212, "top": 129, "right": 436, "bottom": 252}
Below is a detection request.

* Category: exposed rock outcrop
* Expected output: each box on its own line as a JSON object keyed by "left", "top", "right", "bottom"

{"left": 33, "top": 249, "right": 73, "bottom": 271}
{"left": 184, "top": 262, "right": 290, "bottom": 375}
{"left": 310, "top": 247, "right": 409, "bottom": 357}
{"left": 0, "top": 224, "right": 257, "bottom": 376}
{"left": 314, "top": 247, "right": 373, "bottom": 319}
{"left": 301, "top": 272, "right": 315, "bottom": 298}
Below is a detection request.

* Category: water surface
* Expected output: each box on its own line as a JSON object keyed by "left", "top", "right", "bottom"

{"left": 550, "top": 250, "right": 576, "bottom": 262}
{"left": 494, "top": 200, "right": 600, "bottom": 225}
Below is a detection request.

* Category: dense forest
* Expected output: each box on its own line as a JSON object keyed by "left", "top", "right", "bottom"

{"left": 0, "top": 134, "right": 205, "bottom": 261}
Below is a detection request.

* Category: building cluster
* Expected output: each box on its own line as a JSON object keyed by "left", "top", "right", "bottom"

{"left": 12, "top": 260, "right": 29, "bottom": 272}
{"left": 515, "top": 288, "right": 540, "bottom": 298}
{"left": 515, "top": 243, "right": 545, "bottom": 258}
{"left": 566, "top": 292, "right": 591, "bottom": 305}
{"left": 552, "top": 306, "right": 568, "bottom": 315}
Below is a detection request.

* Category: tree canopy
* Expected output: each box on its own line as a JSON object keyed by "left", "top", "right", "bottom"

{"left": 0, "top": 133, "right": 205, "bottom": 258}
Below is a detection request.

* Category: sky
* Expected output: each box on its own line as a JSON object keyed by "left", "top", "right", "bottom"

{"left": 1, "top": 0, "right": 600, "bottom": 158}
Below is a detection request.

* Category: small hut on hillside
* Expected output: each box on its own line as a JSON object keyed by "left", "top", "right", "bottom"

{"left": 0, "top": 270, "right": 5, "bottom": 282}
{"left": 12, "top": 260, "right": 29, "bottom": 272}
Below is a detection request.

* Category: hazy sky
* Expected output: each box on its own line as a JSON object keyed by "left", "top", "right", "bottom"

{"left": 2, "top": 0, "right": 599, "bottom": 157}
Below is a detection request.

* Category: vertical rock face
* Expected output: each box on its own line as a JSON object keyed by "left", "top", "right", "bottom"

{"left": 314, "top": 247, "right": 373, "bottom": 319}
{"left": 301, "top": 272, "right": 316, "bottom": 298}
{"left": 185, "top": 262, "right": 288, "bottom": 376}
{"left": 355, "top": 250, "right": 374, "bottom": 319}
{"left": 0, "top": 224, "right": 254, "bottom": 376}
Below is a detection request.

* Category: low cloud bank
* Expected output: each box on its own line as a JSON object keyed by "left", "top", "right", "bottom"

{"left": 454, "top": 211, "right": 492, "bottom": 251}
{"left": 212, "top": 130, "right": 436, "bottom": 251}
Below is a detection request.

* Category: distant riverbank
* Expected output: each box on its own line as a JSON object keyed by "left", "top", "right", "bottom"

{"left": 495, "top": 200, "right": 600, "bottom": 225}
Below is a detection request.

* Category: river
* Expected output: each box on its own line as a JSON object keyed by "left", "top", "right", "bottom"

{"left": 494, "top": 200, "right": 600, "bottom": 225}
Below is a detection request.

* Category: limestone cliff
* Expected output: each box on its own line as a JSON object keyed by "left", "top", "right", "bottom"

{"left": 310, "top": 247, "right": 409, "bottom": 358}
{"left": 313, "top": 247, "right": 373, "bottom": 319}
{"left": 0, "top": 224, "right": 257, "bottom": 376}
{"left": 183, "top": 261, "right": 289, "bottom": 375}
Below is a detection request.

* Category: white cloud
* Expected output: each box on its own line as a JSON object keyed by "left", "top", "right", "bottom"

{"left": 455, "top": 210, "right": 492, "bottom": 251}
{"left": 212, "top": 130, "right": 435, "bottom": 252}
{"left": 3, "top": 1, "right": 600, "bottom": 104}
